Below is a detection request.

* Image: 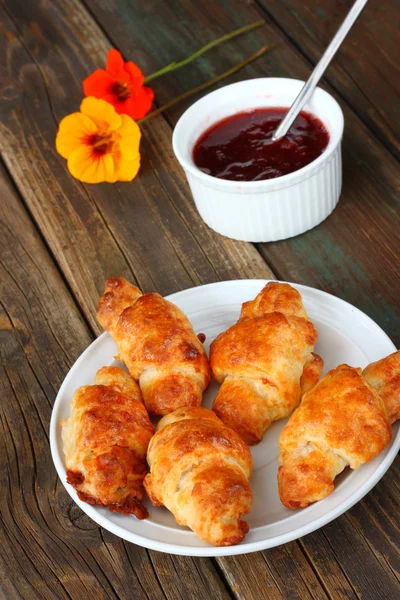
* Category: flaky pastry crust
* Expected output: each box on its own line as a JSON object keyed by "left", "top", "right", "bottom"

{"left": 211, "top": 282, "right": 323, "bottom": 444}
{"left": 62, "top": 366, "right": 154, "bottom": 518}
{"left": 363, "top": 350, "right": 400, "bottom": 424}
{"left": 278, "top": 363, "right": 394, "bottom": 509}
{"left": 144, "top": 407, "right": 252, "bottom": 546}
{"left": 97, "top": 277, "right": 210, "bottom": 415}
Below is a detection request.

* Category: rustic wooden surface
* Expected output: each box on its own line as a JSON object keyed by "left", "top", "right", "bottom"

{"left": 0, "top": 0, "right": 399, "bottom": 598}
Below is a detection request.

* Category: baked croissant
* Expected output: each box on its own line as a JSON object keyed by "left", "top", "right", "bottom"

{"left": 144, "top": 407, "right": 253, "bottom": 546}
{"left": 278, "top": 352, "right": 400, "bottom": 509}
{"left": 363, "top": 350, "right": 400, "bottom": 424}
{"left": 210, "top": 282, "right": 323, "bottom": 444}
{"left": 97, "top": 277, "right": 210, "bottom": 415}
{"left": 61, "top": 366, "right": 154, "bottom": 518}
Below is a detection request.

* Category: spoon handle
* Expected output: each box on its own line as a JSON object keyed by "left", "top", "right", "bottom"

{"left": 272, "top": 0, "right": 368, "bottom": 141}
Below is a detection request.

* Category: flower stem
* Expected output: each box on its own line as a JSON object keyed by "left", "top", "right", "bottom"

{"left": 143, "top": 20, "right": 265, "bottom": 83}
{"left": 139, "top": 44, "right": 272, "bottom": 124}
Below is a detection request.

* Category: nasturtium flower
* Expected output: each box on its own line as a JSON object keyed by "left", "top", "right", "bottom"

{"left": 83, "top": 49, "right": 154, "bottom": 120}
{"left": 56, "top": 97, "right": 141, "bottom": 184}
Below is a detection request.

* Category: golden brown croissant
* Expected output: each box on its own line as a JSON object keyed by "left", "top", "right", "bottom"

{"left": 210, "top": 282, "right": 323, "bottom": 444}
{"left": 278, "top": 355, "right": 400, "bottom": 509}
{"left": 363, "top": 350, "right": 400, "bottom": 424}
{"left": 61, "top": 366, "right": 154, "bottom": 518}
{"left": 144, "top": 407, "right": 253, "bottom": 546}
{"left": 97, "top": 277, "right": 210, "bottom": 415}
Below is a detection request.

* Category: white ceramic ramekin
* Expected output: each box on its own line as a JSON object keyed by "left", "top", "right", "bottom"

{"left": 172, "top": 78, "right": 344, "bottom": 242}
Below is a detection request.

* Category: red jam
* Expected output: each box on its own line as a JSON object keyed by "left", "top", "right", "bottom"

{"left": 192, "top": 107, "right": 329, "bottom": 182}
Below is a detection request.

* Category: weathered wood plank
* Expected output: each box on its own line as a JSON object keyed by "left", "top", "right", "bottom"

{"left": 257, "top": 0, "right": 400, "bottom": 159}
{"left": 1, "top": 0, "right": 325, "bottom": 596}
{"left": 1, "top": 0, "right": 399, "bottom": 598}
{"left": 217, "top": 542, "right": 330, "bottom": 600}
{"left": 0, "top": 0, "right": 273, "bottom": 338}
{"left": 297, "top": 458, "right": 400, "bottom": 596}
{"left": 0, "top": 163, "right": 233, "bottom": 599}
{"left": 218, "top": 460, "right": 400, "bottom": 600}
{"left": 300, "top": 501, "right": 400, "bottom": 600}
{"left": 301, "top": 457, "right": 400, "bottom": 594}
{"left": 82, "top": 0, "right": 400, "bottom": 346}
{"left": 290, "top": 460, "right": 400, "bottom": 599}
{"left": 250, "top": 1, "right": 400, "bottom": 346}
{"left": 68, "top": 1, "right": 400, "bottom": 598}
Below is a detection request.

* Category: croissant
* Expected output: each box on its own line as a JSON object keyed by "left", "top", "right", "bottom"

{"left": 144, "top": 407, "right": 253, "bottom": 546}
{"left": 363, "top": 351, "right": 400, "bottom": 424}
{"left": 97, "top": 277, "right": 210, "bottom": 415}
{"left": 61, "top": 366, "right": 154, "bottom": 518}
{"left": 278, "top": 352, "right": 400, "bottom": 509}
{"left": 210, "top": 282, "right": 323, "bottom": 444}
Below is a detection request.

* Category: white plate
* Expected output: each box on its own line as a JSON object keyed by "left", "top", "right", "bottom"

{"left": 50, "top": 280, "right": 399, "bottom": 556}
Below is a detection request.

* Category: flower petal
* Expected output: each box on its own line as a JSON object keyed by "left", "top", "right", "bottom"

{"left": 115, "top": 153, "right": 141, "bottom": 182}
{"left": 106, "top": 97, "right": 131, "bottom": 115}
{"left": 141, "top": 85, "right": 155, "bottom": 112}
{"left": 124, "top": 61, "right": 145, "bottom": 83}
{"left": 67, "top": 145, "right": 116, "bottom": 183}
{"left": 80, "top": 97, "right": 122, "bottom": 130}
{"left": 106, "top": 49, "right": 126, "bottom": 78}
{"left": 123, "top": 88, "right": 154, "bottom": 120}
{"left": 143, "top": 86, "right": 155, "bottom": 102}
{"left": 56, "top": 113, "right": 97, "bottom": 159}
{"left": 83, "top": 69, "right": 116, "bottom": 98}
{"left": 117, "top": 114, "right": 141, "bottom": 160}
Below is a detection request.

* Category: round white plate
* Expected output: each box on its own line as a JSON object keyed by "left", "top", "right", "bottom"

{"left": 50, "top": 280, "right": 399, "bottom": 556}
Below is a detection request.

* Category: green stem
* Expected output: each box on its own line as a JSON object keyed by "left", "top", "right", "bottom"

{"left": 139, "top": 44, "right": 273, "bottom": 124}
{"left": 143, "top": 19, "right": 265, "bottom": 83}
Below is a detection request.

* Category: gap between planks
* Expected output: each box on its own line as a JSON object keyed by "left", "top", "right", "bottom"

{"left": 0, "top": 86, "right": 261, "bottom": 600}
{"left": 0, "top": 3, "right": 344, "bottom": 598}
{"left": 2, "top": 3, "right": 397, "bottom": 598}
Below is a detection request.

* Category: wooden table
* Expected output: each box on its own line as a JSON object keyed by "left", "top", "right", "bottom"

{"left": 1, "top": 0, "right": 399, "bottom": 598}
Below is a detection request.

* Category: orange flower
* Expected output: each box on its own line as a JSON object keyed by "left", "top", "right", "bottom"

{"left": 56, "top": 97, "right": 141, "bottom": 183}
{"left": 83, "top": 49, "right": 154, "bottom": 120}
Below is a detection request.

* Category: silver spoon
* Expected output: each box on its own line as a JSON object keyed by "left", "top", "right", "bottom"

{"left": 272, "top": 0, "right": 369, "bottom": 141}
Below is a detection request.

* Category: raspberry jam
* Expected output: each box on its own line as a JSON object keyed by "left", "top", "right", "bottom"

{"left": 192, "top": 107, "right": 329, "bottom": 182}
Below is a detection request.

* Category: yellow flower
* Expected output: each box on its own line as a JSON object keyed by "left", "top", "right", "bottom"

{"left": 56, "top": 97, "right": 141, "bottom": 183}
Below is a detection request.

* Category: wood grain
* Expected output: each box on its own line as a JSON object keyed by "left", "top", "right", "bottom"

{"left": 0, "top": 0, "right": 273, "bottom": 337}
{"left": 1, "top": 0, "right": 399, "bottom": 598}
{"left": 217, "top": 543, "right": 330, "bottom": 600}
{"left": 83, "top": 0, "right": 400, "bottom": 346}
{"left": 0, "top": 163, "right": 233, "bottom": 599}
{"left": 257, "top": 0, "right": 400, "bottom": 159}
{"left": 76, "top": 3, "right": 400, "bottom": 594}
